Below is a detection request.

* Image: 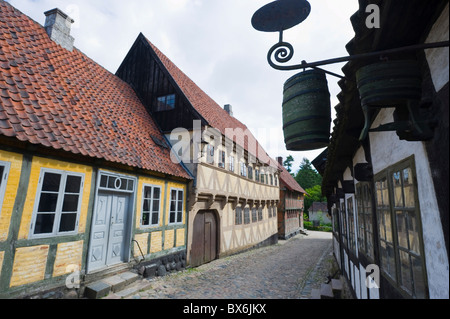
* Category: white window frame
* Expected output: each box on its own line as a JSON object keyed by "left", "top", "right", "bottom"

{"left": 0, "top": 161, "right": 11, "bottom": 218}
{"left": 240, "top": 162, "right": 247, "bottom": 177}
{"left": 218, "top": 150, "right": 226, "bottom": 169}
{"left": 169, "top": 188, "right": 184, "bottom": 225}
{"left": 141, "top": 184, "right": 162, "bottom": 228}
{"left": 30, "top": 168, "right": 85, "bottom": 239}
{"left": 229, "top": 155, "right": 235, "bottom": 173}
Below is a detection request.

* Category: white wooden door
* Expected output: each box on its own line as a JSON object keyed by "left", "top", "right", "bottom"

{"left": 88, "top": 192, "right": 130, "bottom": 272}
{"left": 106, "top": 195, "right": 128, "bottom": 266}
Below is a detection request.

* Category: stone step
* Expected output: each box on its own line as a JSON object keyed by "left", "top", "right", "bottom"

{"left": 310, "top": 288, "right": 321, "bottom": 299}
{"left": 85, "top": 272, "right": 140, "bottom": 299}
{"left": 331, "top": 278, "right": 343, "bottom": 299}
{"left": 110, "top": 280, "right": 153, "bottom": 299}
{"left": 320, "top": 283, "right": 334, "bottom": 299}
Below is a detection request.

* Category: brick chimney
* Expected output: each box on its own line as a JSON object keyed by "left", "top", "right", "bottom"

{"left": 44, "top": 8, "right": 75, "bottom": 51}
{"left": 224, "top": 104, "right": 233, "bottom": 117}
{"left": 277, "top": 157, "right": 283, "bottom": 165}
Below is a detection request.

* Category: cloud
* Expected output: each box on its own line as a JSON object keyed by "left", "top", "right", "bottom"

{"left": 7, "top": 0, "right": 359, "bottom": 171}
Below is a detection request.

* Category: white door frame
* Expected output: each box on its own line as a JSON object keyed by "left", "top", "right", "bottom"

{"left": 87, "top": 171, "right": 137, "bottom": 273}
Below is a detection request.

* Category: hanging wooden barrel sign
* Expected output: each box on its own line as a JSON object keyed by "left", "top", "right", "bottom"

{"left": 282, "top": 69, "right": 331, "bottom": 151}
{"left": 356, "top": 60, "right": 422, "bottom": 107}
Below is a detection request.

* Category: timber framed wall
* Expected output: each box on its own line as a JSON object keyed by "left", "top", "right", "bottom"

{"left": 0, "top": 145, "right": 188, "bottom": 298}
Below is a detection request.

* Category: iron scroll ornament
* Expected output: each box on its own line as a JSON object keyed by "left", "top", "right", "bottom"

{"left": 253, "top": 0, "right": 449, "bottom": 76}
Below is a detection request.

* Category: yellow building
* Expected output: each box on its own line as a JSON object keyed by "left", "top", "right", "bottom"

{"left": 0, "top": 3, "right": 191, "bottom": 298}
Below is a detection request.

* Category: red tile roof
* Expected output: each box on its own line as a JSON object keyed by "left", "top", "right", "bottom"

{"left": 278, "top": 162, "right": 307, "bottom": 194}
{"left": 145, "top": 36, "right": 279, "bottom": 169}
{"left": 0, "top": 1, "right": 191, "bottom": 179}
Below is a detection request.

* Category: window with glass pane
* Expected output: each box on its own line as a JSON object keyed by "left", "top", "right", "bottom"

{"left": 244, "top": 207, "right": 250, "bottom": 224}
{"left": 251, "top": 207, "right": 257, "bottom": 223}
{"left": 0, "top": 162, "right": 10, "bottom": 218}
{"left": 33, "top": 170, "right": 83, "bottom": 237}
{"left": 235, "top": 206, "right": 243, "bottom": 225}
{"left": 219, "top": 151, "right": 226, "bottom": 168}
{"left": 229, "top": 155, "right": 234, "bottom": 172}
{"left": 376, "top": 176, "right": 396, "bottom": 280}
{"left": 155, "top": 94, "right": 176, "bottom": 111}
{"left": 169, "top": 189, "right": 184, "bottom": 224}
{"left": 392, "top": 167, "right": 425, "bottom": 298}
{"left": 206, "top": 145, "right": 214, "bottom": 165}
{"left": 241, "top": 163, "right": 247, "bottom": 177}
{"left": 376, "top": 159, "right": 426, "bottom": 298}
{"left": 340, "top": 202, "right": 347, "bottom": 247}
{"left": 356, "top": 183, "right": 374, "bottom": 259}
{"left": 142, "top": 185, "right": 161, "bottom": 227}
{"left": 347, "top": 197, "right": 356, "bottom": 254}
{"left": 258, "top": 207, "right": 263, "bottom": 221}
{"left": 248, "top": 166, "right": 253, "bottom": 180}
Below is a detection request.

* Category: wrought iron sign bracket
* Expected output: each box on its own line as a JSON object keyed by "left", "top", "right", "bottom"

{"left": 252, "top": 0, "right": 449, "bottom": 79}
{"left": 267, "top": 40, "right": 450, "bottom": 80}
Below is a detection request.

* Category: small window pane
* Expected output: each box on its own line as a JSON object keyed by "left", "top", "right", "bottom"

{"left": 143, "top": 199, "right": 150, "bottom": 212}
{"left": 153, "top": 188, "right": 160, "bottom": 199}
{"left": 59, "top": 213, "right": 77, "bottom": 232}
{"left": 412, "top": 256, "right": 426, "bottom": 298}
{"left": 144, "top": 186, "right": 152, "bottom": 199}
{"left": 42, "top": 173, "right": 61, "bottom": 192}
{"left": 399, "top": 250, "right": 413, "bottom": 293}
{"left": 34, "top": 213, "right": 55, "bottom": 234}
{"left": 396, "top": 211, "right": 408, "bottom": 249}
{"left": 38, "top": 193, "right": 59, "bottom": 212}
{"left": 393, "top": 171, "right": 403, "bottom": 207}
{"left": 107, "top": 177, "right": 116, "bottom": 189}
{"left": 403, "top": 168, "right": 415, "bottom": 208}
{"left": 62, "top": 194, "right": 79, "bottom": 212}
{"left": 100, "top": 175, "right": 108, "bottom": 187}
{"left": 152, "top": 199, "right": 160, "bottom": 212}
{"left": 0, "top": 166, "right": 4, "bottom": 187}
{"left": 127, "top": 180, "right": 134, "bottom": 191}
{"left": 142, "top": 212, "right": 150, "bottom": 226}
{"left": 120, "top": 179, "right": 128, "bottom": 190}
{"left": 65, "top": 176, "right": 82, "bottom": 193}
{"left": 151, "top": 212, "right": 159, "bottom": 225}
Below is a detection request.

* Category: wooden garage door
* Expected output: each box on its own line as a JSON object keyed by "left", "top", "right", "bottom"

{"left": 191, "top": 211, "right": 218, "bottom": 267}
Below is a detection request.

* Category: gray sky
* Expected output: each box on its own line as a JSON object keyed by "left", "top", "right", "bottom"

{"left": 8, "top": 0, "right": 359, "bottom": 174}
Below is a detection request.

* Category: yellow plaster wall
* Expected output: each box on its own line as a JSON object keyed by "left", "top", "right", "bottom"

{"left": 18, "top": 157, "right": 93, "bottom": 240}
{"left": 53, "top": 241, "right": 84, "bottom": 277}
{"left": 176, "top": 228, "right": 185, "bottom": 247}
{"left": 150, "top": 231, "right": 162, "bottom": 253}
{"left": 164, "top": 229, "right": 175, "bottom": 250}
{"left": 10, "top": 245, "right": 49, "bottom": 287}
{"left": 133, "top": 233, "right": 149, "bottom": 257}
{"left": 0, "top": 150, "right": 23, "bottom": 242}
{"left": 0, "top": 251, "right": 4, "bottom": 278}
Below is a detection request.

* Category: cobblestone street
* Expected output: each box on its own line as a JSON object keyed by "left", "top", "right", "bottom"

{"left": 108, "top": 231, "right": 343, "bottom": 300}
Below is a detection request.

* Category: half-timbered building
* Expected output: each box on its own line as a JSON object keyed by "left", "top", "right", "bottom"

{"left": 0, "top": 3, "right": 191, "bottom": 298}
{"left": 314, "top": 0, "right": 449, "bottom": 299}
{"left": 276, "top": 157, "right": 306, "bottom": 240}
{"left": 117, "top": 33, "right": 281, "bottom": 267}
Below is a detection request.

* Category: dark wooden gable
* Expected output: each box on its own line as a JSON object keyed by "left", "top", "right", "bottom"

{"left": 116, "top": 33, "right": 206, "bottom": 133}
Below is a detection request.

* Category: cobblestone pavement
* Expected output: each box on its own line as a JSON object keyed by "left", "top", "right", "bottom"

{"left": 115, "top": 231, "right": 341, "bottom": 300}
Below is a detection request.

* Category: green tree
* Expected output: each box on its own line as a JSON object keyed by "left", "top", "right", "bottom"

{"left": 295, "top": 158, "right": 322, "bottom": 190}
{"left": 304, "top": 185, "right": 327, "bottom": 215}
{"left": 283, "top": 155, "right": 294, "bottom": 174}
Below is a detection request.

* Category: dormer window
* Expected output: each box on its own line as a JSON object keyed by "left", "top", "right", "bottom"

{"left": 155, "top": 94, "right": 176, "bottom": 111}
